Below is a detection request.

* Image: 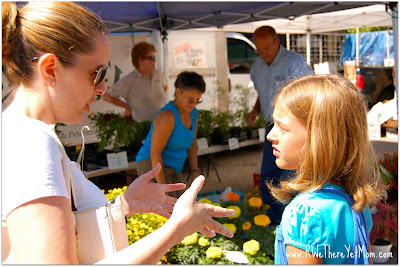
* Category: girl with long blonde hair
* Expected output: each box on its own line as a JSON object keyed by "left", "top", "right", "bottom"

{"left": 267, "top": 75, "right": 384, "bottom": 264}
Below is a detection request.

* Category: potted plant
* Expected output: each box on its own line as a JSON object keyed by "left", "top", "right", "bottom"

{"left": 211, "top": 110, "right": 231, "bottom": 145}
{"left": 369, "top": 152, "right": 398, "bottom": 263}
{"left": 91, "top": 112, "right": 138, "bottom": 162}
{"left": 197, "top": 109, "right": 214, "bottom": 144}
{"left": 229, "top": 84, "right": 254, "bottom": 140}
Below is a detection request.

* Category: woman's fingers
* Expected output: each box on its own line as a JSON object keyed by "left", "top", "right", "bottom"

{"left": 204, "top": 204, "right": 236, "bottom": 218}
{"left": 180, "top": 175, "right": 205, "bottom": 204}
{"left": 205, "top": 218, "right": 234, "bottom": 238}
{"left": 199, "top": 226, "right": 216, "bottom": 238}
{"left": 154, "top": 209, "right": 172, "bottom": 219}
{"left": 164, "top": 183, "right": 186, "bottom": 193}
{"left": 136, "top": 163, "right": 161, "bottom": 183}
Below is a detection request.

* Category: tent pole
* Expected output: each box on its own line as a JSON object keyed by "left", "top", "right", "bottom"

{"left": 391, "top": 3, "right": 398, "bottom": 118}
{"left": 286, "top": 33, "right": 290, "bottom": 50}
{"left": 319, "top": 34, "right": 323, "bottom": 63}
{"left": 163, "top": 38, "right": 169, "bottom": 104}
{"left": 306, "top": 31, "right": 311, "bottom": 65}
{"left": 356, "top": 27, "right": 360, "bottom": 67}
{"left": 387, "top": 28, "right": 390, "bottom": 63}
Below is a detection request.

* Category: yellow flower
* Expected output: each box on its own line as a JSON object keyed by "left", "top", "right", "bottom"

{"left": 227, "top": 205, "right": 241, "bottom": 219}
{"left": 205, "top": 246, "right": 223, "bottom": 258}
{"left": 243, "top": 239, "right": 260, "bottom": 255}
{"left": 242, "top": 221, "right": 252, "bottom": 230}
{"left": 198, "top": 237, "right": 209, "bottom": 247}
{"left": 223, "top": 223, "right": 237, "bottom": 234}
{"left": 127, "top": 230, "right": 132, "bottom": 236}
{"left": 249, "top": 197, "right": 263, "bottom": 208}
{"left": 139, "top": 230, "right": 145, "bottom": 236}
{"left": 254, "top": 214, "right": 271, "bottom": 227}
{"left": 181, "top": 232, "right": 199, "bottom": 245}
{"left": 198, "top": 198, "right": 212, "bottom": 204}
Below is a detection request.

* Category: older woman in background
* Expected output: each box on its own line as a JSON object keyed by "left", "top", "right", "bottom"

{"left": 136, "top": 71, "right": 206, "bottom": 197}
{"left": 103, "top": 41, "right": 167, "bottom": 122}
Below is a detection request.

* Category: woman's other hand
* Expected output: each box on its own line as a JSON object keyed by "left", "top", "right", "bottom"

{"left": 167, "top": 175, "right": 236, "bottom": 239}
{"left": 120, "top": 163, "right": 186, "bottom": 218}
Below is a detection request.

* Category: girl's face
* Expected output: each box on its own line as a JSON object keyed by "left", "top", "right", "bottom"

{"left": 175, "top": 88, "right": 202, "bottom": 113}
{"left": 266, "top": 101, "right": 307, "bottom": 170}
{"left": 53, "top": 34, "right": 112, "bottom": 124}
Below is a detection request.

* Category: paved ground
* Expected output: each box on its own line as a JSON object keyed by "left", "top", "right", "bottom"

{"left": 94, "top": 144, "right": 263, "bottom": 194}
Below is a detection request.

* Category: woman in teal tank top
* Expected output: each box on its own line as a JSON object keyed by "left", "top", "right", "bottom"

{"left": 136, "top": 71, "right": 206, "bottom": 197}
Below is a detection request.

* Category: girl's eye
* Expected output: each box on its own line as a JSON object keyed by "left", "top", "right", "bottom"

{"left": 279, "top": 124, "right": 288, "bottom": 132}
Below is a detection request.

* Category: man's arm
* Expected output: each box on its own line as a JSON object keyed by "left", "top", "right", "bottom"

{"left": 246, "top": 97, "right": 260, "bottom": 127}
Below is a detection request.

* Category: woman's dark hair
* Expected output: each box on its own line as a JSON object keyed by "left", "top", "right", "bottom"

{"left": 174, "top": 71, "right": 206, "bottom": 93}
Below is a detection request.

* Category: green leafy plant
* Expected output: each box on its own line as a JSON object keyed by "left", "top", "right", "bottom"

{"left": 91, "top": 112, "right": 137, "bottom": 152}
{"left": 197, "top": 110, "right": 214, "bottom": 138}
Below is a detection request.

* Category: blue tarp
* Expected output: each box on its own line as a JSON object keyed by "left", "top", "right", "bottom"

{"left": 341, "top": 30, "right": 394, "bottom": 66}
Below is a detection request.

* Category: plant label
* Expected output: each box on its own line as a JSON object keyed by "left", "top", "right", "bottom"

{"left": 197, "top": 137, "right": 209, "bottom": 151}
{"left": 228, "top": 137, "right": 239, "bottom": 150}
{"left": 106, "top": 151, "right": 129, "bottom": 170}
{"left": 222, "top": 250, "right": 249, "bottom": 264}
{"left": 258, "top": 128, "right": 266, "bottom": 142}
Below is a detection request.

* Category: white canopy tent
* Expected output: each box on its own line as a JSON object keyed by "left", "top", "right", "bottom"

{"left": 203, "top": 4, "right": 393, "bottom": 34}
{"left": 197, "top": 4, "right": 395, "bottom": 66}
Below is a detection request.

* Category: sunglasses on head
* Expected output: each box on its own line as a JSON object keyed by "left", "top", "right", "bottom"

{"left": 145, "top": 55, "right": 156, "bottom": 61}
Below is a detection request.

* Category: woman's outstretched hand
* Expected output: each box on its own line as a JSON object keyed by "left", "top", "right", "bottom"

{"left": 168, "top": 175, "right": 236, "bottom": 239}
{"left": 121, "top": 163, "right": 186, "bottom": 218}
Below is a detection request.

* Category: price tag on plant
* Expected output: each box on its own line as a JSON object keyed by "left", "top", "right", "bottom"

{"left": 106, "top": 151, "right": 129, "bottom": 170}
{"left": 258, "top": 128, "right": 266, "bottom": 142}
{"left": 228, "top": 137, "right": 239, "bottom": 150}
{"left": 222, "top": 250, "right": 249, "bottom": 264}
{"left": 197, "top": 137, "right": 209, "bottom": 151}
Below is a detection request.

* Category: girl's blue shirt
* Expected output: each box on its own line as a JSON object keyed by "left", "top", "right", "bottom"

{"left": 136, "top": 101, "right": 198, "bottom": 174}
{"left": 274, "top": 184, "right": 372, "bottom": 264}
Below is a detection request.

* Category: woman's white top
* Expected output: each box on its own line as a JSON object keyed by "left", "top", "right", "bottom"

{"left": 2, "top": 110, "right": 108, "bottom": 263}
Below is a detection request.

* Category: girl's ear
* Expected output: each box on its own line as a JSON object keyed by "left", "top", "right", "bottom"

{"left": 38, "top": 53, "right": 58, "bottom": 87}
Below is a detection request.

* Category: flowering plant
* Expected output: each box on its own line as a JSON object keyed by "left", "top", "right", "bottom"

{"left": 103, "top": 186, "right": 275, "bottom": 264}
{"left": 370, "top": 152, "right": 398, "bottom": 247}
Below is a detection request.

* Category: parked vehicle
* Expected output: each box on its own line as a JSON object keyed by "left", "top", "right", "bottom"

{"left": 356, "top": 67, "right": 395, "bottom": 108}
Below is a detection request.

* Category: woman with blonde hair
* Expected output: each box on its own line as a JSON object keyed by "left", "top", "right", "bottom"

{"left": 2, "top": 2, "right": 234, "bottom": 264}
{"left": 266, "top": 75, "right": 384, "bottom": 264}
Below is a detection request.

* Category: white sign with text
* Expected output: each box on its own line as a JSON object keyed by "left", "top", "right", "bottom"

{"left": 106, "top": 151, "right": 129, "bottom": 170}
{"left": 173, "top": 41, "right": 207, "bottom": 68}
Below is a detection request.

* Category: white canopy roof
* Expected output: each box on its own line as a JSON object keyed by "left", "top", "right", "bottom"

{"left": 199, "top": 4, "right": 393, "bottom": 34}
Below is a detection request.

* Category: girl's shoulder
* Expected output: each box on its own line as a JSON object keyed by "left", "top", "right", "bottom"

{"left": 289, "top": 185, "right": 352, "bottom": 214}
